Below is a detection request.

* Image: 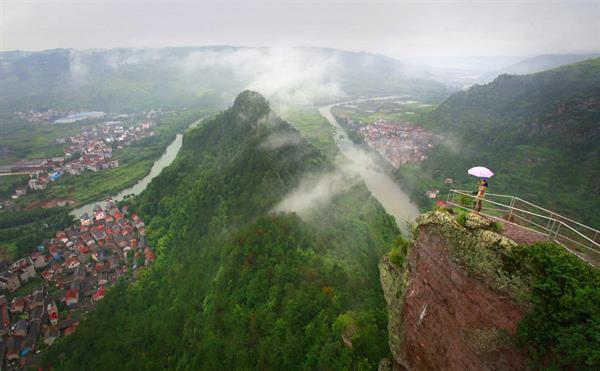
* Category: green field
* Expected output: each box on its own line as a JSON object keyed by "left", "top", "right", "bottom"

{"left": 279, "top": 107, "right": 338, "bottom": 159}
{"left": 0, "top": 120, "right": 97, "bottom": 165}
{"left": 331, "top": 98, "right": 437, "bottom": 126}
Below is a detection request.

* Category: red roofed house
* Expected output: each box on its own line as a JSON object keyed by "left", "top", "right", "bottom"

{"left": 50, "top": 261, "right": 63, "bottom": 275}
{"left": 41, "top": 269, "right": 53, "bottom": 282}
{"left": 78, "top": 246, "right": 91, "bottom": 263}
{"left": 94, "top": 261, "right": 105, "bottom": 272}
{"left": 64, "top": 323, "right": 79, "bottom": 336}
{"left": 65, "top": 289, "right": 79, "bottom": 306}
{"left": 95, "top": 210, "right": 105, "bottom": 220}
{"left": 55, "top": 230, "right": 68, "bottom": 244}
{"left": 144, "top": 248, "right": 156, "bottom": 265}
{"left": 48, "top": 244, "right": 61, "bottom": 258}
{"left": 47, "top": 301, "right": 59, "bottom": 326}
{"left": 10, "top": 296, "right": 28, "bottom": 314}
{"left": 92, "top": 286, "right": 105, "bottom": 302}
{"left": 65, "top": 255, "right": 80, "bottom": 269}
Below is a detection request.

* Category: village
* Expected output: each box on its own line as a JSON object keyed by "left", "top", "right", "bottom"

{"left": 0, "top": 120, "right": 154, "bottom": 204}
{"left": 0, "top": 199, "right": 154, "bottom": 368}
{"left": 337, "top": 116, "right": 439, "bottom": 168}
{"left": 334, "top": 114, "right": 454, "bottom": 201}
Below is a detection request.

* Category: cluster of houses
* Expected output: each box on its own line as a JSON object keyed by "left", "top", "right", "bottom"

{"left": 1, "top": 121, "right": 154, "bottom": 201}
{"left": 54, "top": 121, "right": 154, "bottom": 176}
{"left": 339, "top": 116, "right": 439, "bottom": 168}
{"left": 0, "top": 200, "right": 154, "bottom": 367}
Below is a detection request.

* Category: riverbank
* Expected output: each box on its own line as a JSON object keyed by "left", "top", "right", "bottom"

{"left": 70, "top": 133, "right": 183, "bottom": 217}
{"left": 71, "top": 113, "right": 214, "bottom": 218}
{"left": 318, "top": 102, "right": 420, "bottom": 232}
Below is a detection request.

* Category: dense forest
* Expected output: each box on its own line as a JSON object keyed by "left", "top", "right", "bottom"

{"left": 398, "top": 58, "right": 600, "bottom": 226}
{"left": 44, "top": 91, "right": 401, "bottom": 369}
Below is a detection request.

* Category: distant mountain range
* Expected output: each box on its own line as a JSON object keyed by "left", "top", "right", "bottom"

{"left": 479, "top": 53, "right": 600, "bottom": 82}
{"left": 0, "top": 47, "right": 449, "bottom": 113}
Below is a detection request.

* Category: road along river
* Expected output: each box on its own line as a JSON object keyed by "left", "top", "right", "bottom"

{"left": 318, "top": 101, "right": 420, "bottom": 231}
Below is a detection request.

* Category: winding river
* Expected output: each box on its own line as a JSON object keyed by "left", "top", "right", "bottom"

{"left": 71, "top": 102, "right": 420, "bottom": 232}
{"left": 319, "top": 101, "right": 420, "bottom": 230}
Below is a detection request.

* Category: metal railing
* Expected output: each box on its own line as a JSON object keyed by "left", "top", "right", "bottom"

{"left": 446, "top": 189, "right": 600, "bottom": 266}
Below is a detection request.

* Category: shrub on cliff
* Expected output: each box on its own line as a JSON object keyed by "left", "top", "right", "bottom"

{"left": 513, "top": 242, "right": 600, "bottom": 369}
{"left": 388, "top": 235, "right": 411, "bottom": 267}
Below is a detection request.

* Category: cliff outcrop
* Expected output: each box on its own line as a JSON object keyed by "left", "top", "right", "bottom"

{"left": 380, "top": 211, "right": 528, "bottom": 371}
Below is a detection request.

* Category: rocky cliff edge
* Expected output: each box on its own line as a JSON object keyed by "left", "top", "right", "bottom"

{"left": 379, "top": 210, "right": 529, "bottom": 371}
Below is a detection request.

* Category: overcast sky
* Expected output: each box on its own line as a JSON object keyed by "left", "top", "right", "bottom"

{"left": 1, "top": 0, "right": 599, "bottom": 58}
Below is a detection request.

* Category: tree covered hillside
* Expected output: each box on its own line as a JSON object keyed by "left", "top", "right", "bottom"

{"left": 44, "top": 91, "right": 400, "bottom": 370}
{"left": 421, "top": 58, "right": 600, "bottom": 226}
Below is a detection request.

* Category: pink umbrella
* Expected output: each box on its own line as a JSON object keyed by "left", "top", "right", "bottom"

{"left": 468, "top": 166, "right": 494, "bottom": 178}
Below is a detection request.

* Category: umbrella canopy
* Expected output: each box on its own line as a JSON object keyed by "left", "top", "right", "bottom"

{"left": 468, "top": 166, "right": 494, "bottom": 178}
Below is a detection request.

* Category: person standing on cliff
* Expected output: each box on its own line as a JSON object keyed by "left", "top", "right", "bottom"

{"left": 474, "top": 178, "right": 488, "bottom": 212}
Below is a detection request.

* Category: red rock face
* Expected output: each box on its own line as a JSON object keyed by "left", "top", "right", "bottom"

{"left": 399, "top": 225, "right": 525, "bottom": 371}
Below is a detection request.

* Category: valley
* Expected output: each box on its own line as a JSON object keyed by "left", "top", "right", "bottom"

{"left": 42, "top": 91, "right": 403, "bottom": 370}
{"left": 318, "top": 103, "right": 420, "bottom": 231}
{"left": 0, "top": 43, "right": 598, "bottom": 371}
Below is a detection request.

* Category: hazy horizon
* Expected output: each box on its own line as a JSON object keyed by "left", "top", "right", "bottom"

{"left": 2, "top": 0, "right": 599, "bottom": 59}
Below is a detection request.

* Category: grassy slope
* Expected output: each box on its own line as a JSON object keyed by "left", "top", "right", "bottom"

{"left": 332, "top": 99, "right": 437, "bottom": 126}
{"left": 279, "top": 107, "right": 338, "bottom": 160}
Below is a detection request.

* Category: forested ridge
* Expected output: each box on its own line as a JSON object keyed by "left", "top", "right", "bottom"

{"left": 45, "top": 91, "right": 400, "bottom": 370}
{"left": 404, "top": 58, "right": 600, "bottom": 226}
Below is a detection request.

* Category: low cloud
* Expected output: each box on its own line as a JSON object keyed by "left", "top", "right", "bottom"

{"left": 438, "top": 134, "right": 463, "bottom": 155}
{"left": 274, "top": 163, "right": 360, "bottom": 217}
{"left": 69, "top": 50, "right": 89, "bottom": 81}
{"left": 273, "top": 139, "right": 390, "bottom": 217}
{"left": 182, "top": 47, "right": 346, "bottom": 106}
{"left": 64, "top": 47, "right": 348, "bottom": 106}
{"left": 260, "top": 131, "right": 303, "bottom": 151}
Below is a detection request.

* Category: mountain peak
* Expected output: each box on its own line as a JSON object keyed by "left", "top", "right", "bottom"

{"left": 232, "top": 90, "right": 270, "bottom": 120}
